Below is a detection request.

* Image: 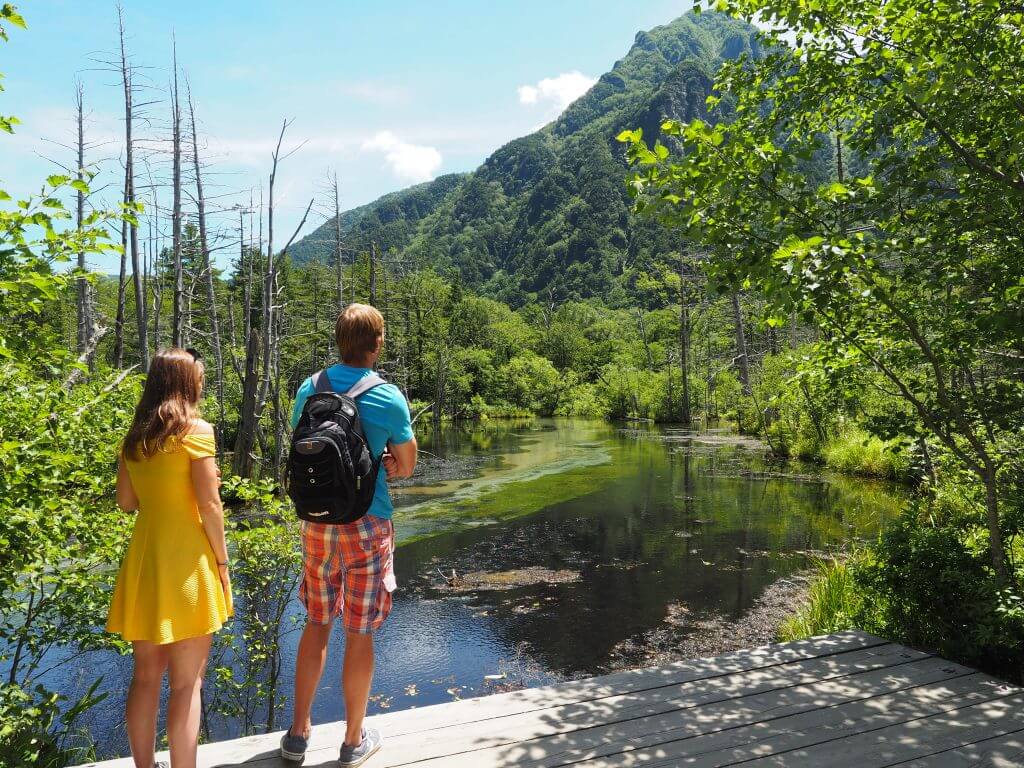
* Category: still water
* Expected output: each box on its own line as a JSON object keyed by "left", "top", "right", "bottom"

{"left": 73, "top": 419, "right": 906, "bottom": 757}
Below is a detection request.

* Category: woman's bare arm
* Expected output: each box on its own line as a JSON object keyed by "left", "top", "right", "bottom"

{"left": 115, "top": 457, "right": 139, "bottom": 511}
{"left": 189, "top": 421, "right": 229, "bottom": 568}
{"left": 192, "top": 455, "right": 228, "bottom": 564}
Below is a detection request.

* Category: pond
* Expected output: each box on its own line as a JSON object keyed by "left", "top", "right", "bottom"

{"left": 67, "top": 419, "right": 907, "bottom": 758}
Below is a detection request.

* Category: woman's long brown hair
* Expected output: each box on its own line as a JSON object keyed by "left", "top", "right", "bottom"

{"left": 122, "top": 348, "right": 205, "bottom": 460}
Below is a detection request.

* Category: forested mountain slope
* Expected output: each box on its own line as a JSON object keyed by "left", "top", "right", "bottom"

{"left": 289, "top": 11, "right": 763, "bottom": 305}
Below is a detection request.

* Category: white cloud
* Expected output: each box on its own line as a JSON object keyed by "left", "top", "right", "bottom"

{"left": 517, "top": 71, "right": 596, "bottom": 111}
{"left": 361, "top": 130, "right": 442, "bottom": 182}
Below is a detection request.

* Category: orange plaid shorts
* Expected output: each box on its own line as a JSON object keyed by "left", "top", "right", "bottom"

{"left": 298, "top": 515, "right": 396, "bottom": 633}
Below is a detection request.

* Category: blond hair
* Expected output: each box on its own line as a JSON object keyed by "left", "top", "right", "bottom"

{"left": 335, "top": 303, "right": 384, "bottom": 363}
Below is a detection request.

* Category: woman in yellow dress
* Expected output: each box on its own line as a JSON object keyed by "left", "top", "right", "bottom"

{"left": 106, "top": 348, "right": 232, "bottom": 768}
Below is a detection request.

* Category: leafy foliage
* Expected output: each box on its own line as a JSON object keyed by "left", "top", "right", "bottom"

{"left": 621, "top": 0, "right": 1024, "bottom": 579}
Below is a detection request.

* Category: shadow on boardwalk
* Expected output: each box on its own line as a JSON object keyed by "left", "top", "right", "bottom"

{"left": 79, "top": 631, "right": 1024, "bottom": 768}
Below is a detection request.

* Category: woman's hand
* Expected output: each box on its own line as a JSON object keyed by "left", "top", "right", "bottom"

{"left": 217, "top": 561, "right": 231, "bottom": 595}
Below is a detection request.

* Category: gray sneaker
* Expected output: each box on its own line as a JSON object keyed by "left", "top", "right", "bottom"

{"left": 155, "top": 762, "right": 169, "bottom": 768}
{"left": 280, "top": 729, "right": 309, "bottom": 762}
{"left": 338, "top": 727, "right": 382, "bottom": 767}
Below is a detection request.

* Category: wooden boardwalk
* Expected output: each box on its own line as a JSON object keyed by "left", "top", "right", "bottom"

{"left": 77, "top": 630, "right": 1024, "bottom": 767}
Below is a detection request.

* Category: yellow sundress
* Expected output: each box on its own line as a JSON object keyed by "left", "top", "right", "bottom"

{"left": 106, "top": 433, "right": 233, "bottom": 644}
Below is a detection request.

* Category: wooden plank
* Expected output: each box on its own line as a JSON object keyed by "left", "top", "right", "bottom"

{"left": 889, "top": 728, "right": 1024, "bottom": 767}
{"left": 561, "top": 675, "right": 1015, "bottom": 768}
{"left": 375, "top": 630, "right": 889, "bottom": 737}
{"left": 75, "top": 630, "right": 886, "bottom": 768}
{"left": 236, "top": 642, "right": 925, "bottom": 768}
{"left": 366, "top": 643, "right": 928, "bottom": 767}
{"left": 365, "top": 657, "right": 977, "bottom": 768}
{"left": 741, "top": 691, "right": 1024, "bottom": 767}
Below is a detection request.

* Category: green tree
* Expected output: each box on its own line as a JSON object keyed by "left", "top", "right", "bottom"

{"left": 621, "top": 0, "right": 1024, "bottom": 581}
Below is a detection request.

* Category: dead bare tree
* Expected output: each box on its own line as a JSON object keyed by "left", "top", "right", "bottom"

{"left": 331, "top": 171, "right": 344, "bottom": 314}
{"left": 679, "top": 253, "right": 692, "bottom": 425}
{"left": 117, "top": 5, "right": 149, "bottom": 371}
{"left": 731, "top": 292, "right": 752, "bottom": 396}
{"left": 369, "top": 240, "right": 378, "bottom": 306}
{"left": 73, "top": 80, "right": 94, "bottom": 361}
{"left": 144, "top": 160, "right": 163, "bottom": 349}
{"left": 113, "top": 174, "right": 129, "bottom": 367}
{"left": 234, "top": 120, "right": 311, "bottom": 478}
{"left": 170, "top": 37, "right": 184, "bottom": 348}
{"left": 186, "top": 79, "right": 224, "bottom": 452}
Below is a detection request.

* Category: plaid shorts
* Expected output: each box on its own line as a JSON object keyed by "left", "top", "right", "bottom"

{"left": 298, "top": 515, "right": 396, "bottom": 634}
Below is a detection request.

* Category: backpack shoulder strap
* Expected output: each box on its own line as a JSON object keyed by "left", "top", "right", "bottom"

{"left": 346, "top": 372, "right": 387, "bottom": 400}
{"left": 312, "top": 369, "right": 334, "bottom": 394}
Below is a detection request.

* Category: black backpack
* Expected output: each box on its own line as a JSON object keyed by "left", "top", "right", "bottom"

{"left": 286, "top": 370, "right": 387, "bottom": 525}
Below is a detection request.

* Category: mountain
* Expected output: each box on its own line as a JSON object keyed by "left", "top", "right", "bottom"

{"left": 289, "top": 11, "right": 764, "bottom": 306}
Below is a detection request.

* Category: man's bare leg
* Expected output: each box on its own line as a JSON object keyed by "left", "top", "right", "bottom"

{"left": 342, "top": 631, "right": 374, "bottom": 745}
{"left": 289, "top": 621, "right": 333, "bottom": 738}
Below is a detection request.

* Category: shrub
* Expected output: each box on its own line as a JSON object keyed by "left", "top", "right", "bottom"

{"left": 780, "top": 506, "right": 1024, "bottom": 685}
{"left": 853, "top": 508, "right": 1024, "bottom": 683}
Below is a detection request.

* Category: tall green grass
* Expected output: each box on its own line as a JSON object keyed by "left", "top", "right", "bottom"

{"left": 821, "top": 427, "right": 910, "bottom": 481}
{"left": 778, "top": 557, "right": 862, "bottom": 642}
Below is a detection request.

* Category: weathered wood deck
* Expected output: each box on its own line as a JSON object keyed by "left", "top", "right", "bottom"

{"left": 77, "top": 630, "right": 1024, "bottom": 767}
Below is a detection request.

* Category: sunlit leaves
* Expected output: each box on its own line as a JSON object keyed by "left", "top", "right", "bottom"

{"left": 627, "top": 0, "right": 1024, "bottom": 576}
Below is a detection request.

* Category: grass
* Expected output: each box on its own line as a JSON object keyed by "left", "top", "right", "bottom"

{"left": 778, "top": 556, "right": 862, "bottom": 642}
{"left": 821, "top": 427, "right": 910, "bottom": 482}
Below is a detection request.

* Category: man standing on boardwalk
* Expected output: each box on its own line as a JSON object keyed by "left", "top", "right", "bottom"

{"left": 281, "top": 303, "right": 417, "bottom": 766}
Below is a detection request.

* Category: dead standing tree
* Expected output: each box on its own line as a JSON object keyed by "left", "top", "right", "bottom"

{"left": 117, "top": 4, "right": 149, "bottom": 371}
{"left": 70, "top": 80, "right": 103, "bottom": 367}
{"left": 731, "top": 292, "right": 751, "bottom": 396}
{"left": 170, "top": 37, "right": 184, "bottom": 348}
{"left": 678, "top": 252, "right": 692, "bottom": 425}
{"left": 330, "top": 170, "right": 345, "bottom": 314}
{"left": 186, "top": 79, "right": 225, "bottom": 453}
{"left": 74, "top": 81, "right": 90, "bottom": 356}
{"left": 233, "top": 120, "right": 312, "bottom": 478}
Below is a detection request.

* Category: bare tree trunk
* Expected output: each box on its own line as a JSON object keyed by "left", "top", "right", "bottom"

{"left": 272, "top": 302, "right": 286, "bottom": 480}
{"left": 243, "top": 208, "right": 253, "bottom": 344}
{"left": 233, "top": 189, "right": 263, "bottom": 478}
{"left": 679, "top": 256, "right": 692, "bottom": 426}
{"left": 119, "top": 8, "right": 148, "bottom": 371}
{"left": 981, "top": 464, "right": 1009, "bottom": 584}
{"left": 403, "top": 298, "right": 412, "bottom": 397}
{"left": 113, "top": 170, "right": 129, "bottom": 368}
{"left": 369, "top": 241, "right": 377, "bottom": 306}
{"left": 188, "top": 82, "right": 224, "bottom": 454}
{"left": 74, "top": 81, "right": 92, "bottom": 359}
{"left": 233, "top": 325, "right": 261, "bottom": 477}
{"left": 332, "top": 171, "right": 344, "bottom": 314}
{"left": 635, "top": 307, "right": 653, "bottom": 369}
{"left": 311, "top": 254, "right": 320, "bottom": 369}
{"left": 236, "top": 120, "right": 312, "bottom": 479}
{"left": 256, "top": 124, "right": 286, "bottom": 439}
{"left": 145, "top": 162, "right": 163, "bottom": 349}
{"left": 731, "top": 292, "right": 751, "bottom": 396}
{"left": 171, "top": 38, "right": 184, "bottom": 348}
{"left": 433, "top": 340, "right": 446, "bottom": 426}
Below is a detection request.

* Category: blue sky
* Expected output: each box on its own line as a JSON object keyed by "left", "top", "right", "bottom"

{"left": 1, "top": 0, "right": 691, "bottom": 271}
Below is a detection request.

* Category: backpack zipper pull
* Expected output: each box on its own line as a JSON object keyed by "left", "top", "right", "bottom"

{"left": 356, "top": 475, "right": 361, "bottom": 491}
